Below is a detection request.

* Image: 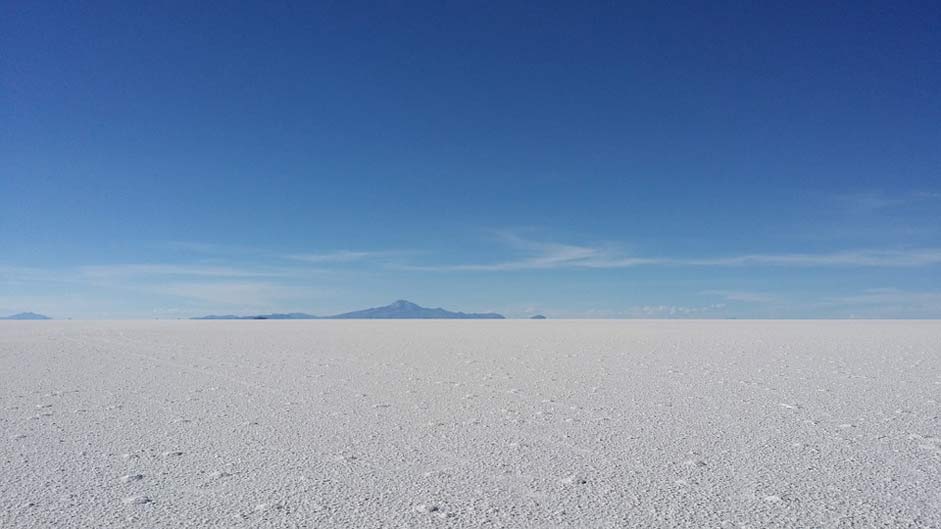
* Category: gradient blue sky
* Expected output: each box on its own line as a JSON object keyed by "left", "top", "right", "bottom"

{"left": 2, "top": 1, "right": 940, "bottom": 318}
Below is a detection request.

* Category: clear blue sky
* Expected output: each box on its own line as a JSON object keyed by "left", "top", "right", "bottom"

{"left": 2, "top": 1, "right": 940, "bottom": 318}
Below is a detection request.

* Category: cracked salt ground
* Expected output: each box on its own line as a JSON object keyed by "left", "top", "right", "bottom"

{"left": 1, "top": 320, "right": 940, "bottom": 528}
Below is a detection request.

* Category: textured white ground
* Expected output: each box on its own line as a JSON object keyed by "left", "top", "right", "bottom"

{"left": 2, "top": 321, "right": 940, "bottom": 528}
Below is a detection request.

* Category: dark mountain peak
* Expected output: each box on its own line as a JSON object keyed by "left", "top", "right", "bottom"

{"left": 330, "top": 300, "right": 504, "bottom": 319}
{"left": 193, "top": 301, "right": 505, "bottom": 320}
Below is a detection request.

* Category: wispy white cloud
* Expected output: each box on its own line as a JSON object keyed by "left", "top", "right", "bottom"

{"left": 813, "top": 288, "right": 941, "bottom": 318}
{"left": 0, "top": 266, "right": 71, "bottom": 284}
{"left": 682, "top": 249, "right": 941, "bottom": 267}
{"left": 163, "top": 241, "right": 264, "bottom": 255}
{"left": 403, "top": 233, "right": 662, "bottom": 271}
{"left": 151, "top": 281, "right": 324, "bottom": 307}
{"left": 4, "top": 231, "right": 941, "bottom": 319}
{"left": 914, "top": 191, "right": 941, "bottom": 200}
{"left": 286, "top": 250, "right": 388, "bottom": 264}
{"left": 541, "top": 304, "right": 728, "bottom": 318}
{"left": 824, "top": 288, "right": 941, "bottom": 307}
{"left": 79, "top": 264, "right": 292, "bottom": 279}
{"left": 408, "top": 233, "right": 941, "bottom": 271}
{"left": 1, "top": 260, "right": 338, "bottom": 317}
{"left": 838, "top": 192, "right": 909, "bottom": 212}
{"left": 166, "top": 241, "right": 403, "bottom": 266}
{"left": 837, "top": 190, "right": 941, "bottom": 212}
{"left": 701, "top": 290, "right": 777, "bottom": 303}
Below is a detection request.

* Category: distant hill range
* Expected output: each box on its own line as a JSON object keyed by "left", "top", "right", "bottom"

{"left": 0, "top": 312, "right": 52, "bottom": 320}
{"left": 193, "top": 300, "right": 505, "bottom": 320}
{"left": 331, "top": 300, "right": 504, "bottom": 319}
{"left": 194, "top": 312, "right": 317, "bottom": 320}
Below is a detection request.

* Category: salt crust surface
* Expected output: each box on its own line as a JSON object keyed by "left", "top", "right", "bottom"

{"left": 1, "top": 320, "right": 940, "bottom": 527}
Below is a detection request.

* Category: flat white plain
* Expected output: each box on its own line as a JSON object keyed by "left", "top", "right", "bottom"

{"left": 1, "top": 320, "right": 940, "bottom": 528}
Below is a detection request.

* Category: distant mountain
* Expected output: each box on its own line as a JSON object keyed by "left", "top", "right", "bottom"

{"left": 193, "top": 313, "right": 318, "bottom": 320}
{"left": 530, "top": 314, "right": 547, "bottom": 319}
{"left": 0, "top": 312, "right": 52, "bottom": 320}
{"left": 255, "top": 313, "right": 318, "bottom": 320}
{"left": 192, "top": 300, "right": 505, "bottom": 320}
{"left": 330, "top": 300, "right": 504, "bottom": 319}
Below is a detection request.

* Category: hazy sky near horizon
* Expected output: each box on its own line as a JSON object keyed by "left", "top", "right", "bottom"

{"left": 2, "top": 2, "right": 940, "bottom": 318}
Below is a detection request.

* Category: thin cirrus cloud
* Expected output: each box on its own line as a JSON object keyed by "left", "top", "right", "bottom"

{"left": 79, "top": 264, "right": 294, "bottom": 279}
{"left": 541, "top": 304, "right": 729, "bottom": 318}
{"left": 152, "top": 281, "right": 323, "bottom": 307}
{"left": 163, "top": 241, "right": 265, "bottom": 255}
{"left": 8, "top": 242, "right": 941, "bottom": 286}
{"left": 837, "top": 190, "right": 941, "bottom": 212}
{"left": 700, "top": 290, "right": 777, "bottom": 303}
{"left": 2, "top": 249, "right": 390, "bottom": 288}
{"left": 398, "top": 234, "right": 662, "bottom": 271}
{"left": 680, "top": 249, "right": 941, "bottom": 267}
{"left": 824, "top": 288, "right": 941, "bottom": 308}
{"left": 285, "top": 250, "right": 387, "bottom": 264}
{"left": 164, "top": 241, "right": 403, "bottom": 264}
{"left": 142, "top": 233, "right": 941, "bottom": 273}
{"left": 403, "top": 235, "right": 941, "bottom": 272}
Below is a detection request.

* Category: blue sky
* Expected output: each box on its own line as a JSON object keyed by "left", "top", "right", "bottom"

{"left": 2, "top": 1, "right": 940, "bottom": 318}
